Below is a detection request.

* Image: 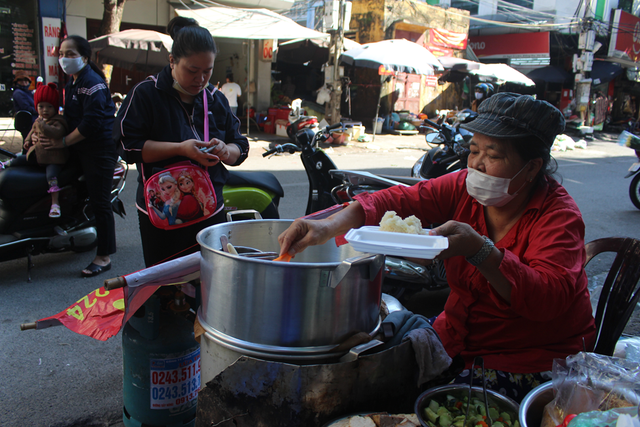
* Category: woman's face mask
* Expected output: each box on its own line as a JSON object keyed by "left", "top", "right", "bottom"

{"left": 59, "top": 56, "right": 86, "bottom": 75}
{"left": 475, "top": 92, "right": 484, "bottom": 100}
{"left": 465, "top": 163, "right": 530, "bottom": 207}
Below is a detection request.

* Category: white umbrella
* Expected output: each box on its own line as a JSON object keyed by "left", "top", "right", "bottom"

{"left": 176, "top": 6, "right": 329, "bottom": 40}
{"left": 89, "top": 29, "right": 172, "bottom": 73}
{"left": 340, "top": 39, "right": 443, "bottom": 75}
{"left": 471, "top": 63, "right": 535, "bottom": 87}
{"left": 340, "top": 39, "right": 443, "bottom": 139}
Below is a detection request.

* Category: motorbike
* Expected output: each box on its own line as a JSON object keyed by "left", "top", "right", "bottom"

{"left": 625, "top": 148, "right": 640, "bottom": 210}
{"left": 262, "top": 124, "right": 448, "bottom": 300}
{"left": 286, "top": 99, "right": 319, "bottom": 145}
{"left": 0, "top": 147, "right": 127, "bottom": 281}
{"left": 411, "top": 113, "right": 475, "bottom": 179}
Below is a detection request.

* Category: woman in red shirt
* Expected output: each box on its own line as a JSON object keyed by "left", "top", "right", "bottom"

{"left": 277, "top": 93, "right": 596, "bottom": 402}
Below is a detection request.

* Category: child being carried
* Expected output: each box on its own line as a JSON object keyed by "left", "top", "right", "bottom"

{"left": 2, "top": 82, "right": 69, "bottom": 218}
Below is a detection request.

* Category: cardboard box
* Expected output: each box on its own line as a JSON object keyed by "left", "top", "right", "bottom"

{"left": 275, "top": 120, "right": 288, "bottom": 137}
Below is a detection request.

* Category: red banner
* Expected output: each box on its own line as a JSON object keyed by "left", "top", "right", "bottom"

{"left": 38, "top": 287, "right": 125, "bottom": 341}
{"left": 609, "top": 10, "right": 640, "bottom": 62}
{"left": 469, "top": 32, "right": 549, "bottom": 59}
{"left": 429, "top": 28, "right": 468, "bottom": 50}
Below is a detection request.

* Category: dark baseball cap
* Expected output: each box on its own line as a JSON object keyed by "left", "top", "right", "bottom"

{"left": 461, "top": 92, "right": 565, "bottom": 149}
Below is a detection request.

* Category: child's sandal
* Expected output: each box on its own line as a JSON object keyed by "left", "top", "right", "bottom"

{"left": 49, "top": 204, "right": 61, "bottom": 218}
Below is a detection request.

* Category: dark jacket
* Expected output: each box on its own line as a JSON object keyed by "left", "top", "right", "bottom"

{"left": 63, "top": 65, "right": 115, "bottom": 152}
{"left": 114, "top": 64, "right": 249, "bottom": 213}
{"left": 12, "top": 86, "right": 37, "bottom": 118}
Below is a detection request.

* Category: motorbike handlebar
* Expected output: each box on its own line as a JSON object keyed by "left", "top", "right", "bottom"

{"left": 424, "top": 119, "right": 441, "bottom": 130}
{"left": 326, "top": 122, "right": 343, "bottom": 132}
{"left": 262, "top": 143, "right": 300, "bottom": 157}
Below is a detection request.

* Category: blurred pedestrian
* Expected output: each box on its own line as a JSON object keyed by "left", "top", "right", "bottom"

{"left": 221, "top": 74, "right": 241, "bottom": 115}
{"left": 12, "top": 71, "right": 37, "bottom": 151}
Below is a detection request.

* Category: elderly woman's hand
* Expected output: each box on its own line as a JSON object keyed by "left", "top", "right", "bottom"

{"left": 278, "top": 218, "right": 334, "bottom": 257}
{"left": 429, "top": 220, "right": 485, "bottom": 260}
{"left": 39, "top": 135, "right": 64, "bottom": 150}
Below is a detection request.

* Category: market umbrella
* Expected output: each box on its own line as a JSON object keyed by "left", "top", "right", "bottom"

{"left": 89, "top": 29, "right": 173, "bottom": 73}
{"left": 470, "top": 63, "right": 535, "bottom": 87}
{"left": 340, "top": 39, "right": 444, "bottom": 139}
{"left": 526, "top": 65, "right": 573, "bottom": 84}
{"left": 438, "top": 56, "right": 481, "bottom": 72}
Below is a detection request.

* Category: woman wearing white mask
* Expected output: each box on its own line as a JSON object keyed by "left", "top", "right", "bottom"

{"left": 38, "top": 35, "right": 117, "bottom": 277}
{"left": 277, "top": 93, "right": 596, "bottom": 402}
{"left": 114, "top": 16, "right": 248, "bottom": 267}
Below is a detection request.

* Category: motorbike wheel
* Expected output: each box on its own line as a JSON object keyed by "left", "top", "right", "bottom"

{"left": 629, "top": 173, "right": 640, "bottom": 210}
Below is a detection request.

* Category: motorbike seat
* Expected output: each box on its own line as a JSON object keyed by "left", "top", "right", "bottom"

{"left": 227, "top": 171, "right": 284, "bottom": 198}
{"left": 378, "top": 174, "right": 424, "bottom": 186}
{"left": 0, "top": 164, "right": 81, "bottom": 200}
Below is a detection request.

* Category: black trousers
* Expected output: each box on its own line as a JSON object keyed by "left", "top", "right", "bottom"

{"left": 138, "top": 208, "right": 226, "bottom": 267}
{"left": 76, "top": 148, "right": 117, "bottom": 256}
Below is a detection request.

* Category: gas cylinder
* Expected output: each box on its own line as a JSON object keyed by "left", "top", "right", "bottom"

{"left": 122, "top": 292, "right": 200, "bottom": 427}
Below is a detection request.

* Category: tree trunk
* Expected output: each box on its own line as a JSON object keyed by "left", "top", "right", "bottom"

{"left": 99, "top": 0, "right": 127, "bottom": 36}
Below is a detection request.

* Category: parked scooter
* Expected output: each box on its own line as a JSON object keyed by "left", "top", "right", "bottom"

{"left": 411, "top": 114, "right": 474, "bottom": 179}
{"left": 625, "top": 148, "right": 640, "bottom": 210}
{"left": 263, "top": 125, "right": 448, "bottom": 300}
{"left": 0, "top": 148, "right": 127, "bottom": 280}
{"left": 286, "top": 99, "right": 319, "bottom": 145}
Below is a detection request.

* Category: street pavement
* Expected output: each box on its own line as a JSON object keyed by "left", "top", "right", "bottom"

{"left": 0, "top": 126, "right": 639, "bottom": 426}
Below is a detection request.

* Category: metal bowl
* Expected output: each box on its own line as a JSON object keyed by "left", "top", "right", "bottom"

{"left": 518, "top": 382, "right": 554, "bottom": 427}
{"left": 414, "top": 384, "right": 520, "bottom": 427}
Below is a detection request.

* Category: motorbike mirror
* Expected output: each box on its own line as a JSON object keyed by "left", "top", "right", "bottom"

{"left": 426, "top": 133, "right": 444, "bottom": 145}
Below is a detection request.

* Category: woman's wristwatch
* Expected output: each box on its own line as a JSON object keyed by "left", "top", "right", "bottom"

{"left": 466, "top": 236, "right": 494, "bottom": 267}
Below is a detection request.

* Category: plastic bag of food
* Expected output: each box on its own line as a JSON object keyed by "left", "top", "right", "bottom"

{"left": 540, "top": 352, "right": 640, "bottom": 427}
{"left": 567, "top": 407, "right": 640, "bottom": 427}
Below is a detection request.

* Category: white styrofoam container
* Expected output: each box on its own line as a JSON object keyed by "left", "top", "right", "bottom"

{"left": 345, "top": 226, "right": 448, "bottom": 259}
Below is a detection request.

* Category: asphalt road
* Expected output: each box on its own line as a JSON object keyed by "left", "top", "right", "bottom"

{"left": 0, "top": 131, "right": 638, "bottom": 426}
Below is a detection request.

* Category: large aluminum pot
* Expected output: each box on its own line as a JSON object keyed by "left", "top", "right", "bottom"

{"left": 519, "top": 382, "right": 554, "bottom": 427}
{"left": 197, "top": 220, "right": 384, "bottom": 354}
{"left": 415, "top": 384, "right": 520, "bottom": 427}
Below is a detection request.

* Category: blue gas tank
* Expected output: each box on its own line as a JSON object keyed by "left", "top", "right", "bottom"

{"left": 122, "top": 294, "right": 200, "bottom": 427}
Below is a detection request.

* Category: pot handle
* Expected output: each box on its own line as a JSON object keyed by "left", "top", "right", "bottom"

{"left": 326, "top": 254, "right": 385, "bottom": 289}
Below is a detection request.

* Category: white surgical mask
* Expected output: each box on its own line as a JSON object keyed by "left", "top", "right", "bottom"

{"left": 59, "top": 57, "right": 86, "bottom": 75}
{"left": 466, "top": 163, "right": 530, "bottom": 207}
{"left": 475, "top": 92, "right": 484, "bottom": 100}
{"left": 173, "top": 79, "right": 204, "bottom": 96}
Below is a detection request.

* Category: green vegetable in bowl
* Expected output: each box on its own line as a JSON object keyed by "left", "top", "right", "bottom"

{"left": 422, "top": 395, "right": 521, "bottom": 427}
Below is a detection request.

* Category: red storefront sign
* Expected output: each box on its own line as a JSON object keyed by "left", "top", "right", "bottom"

{"left": 469, "top": 32, "right": 550, "bottom": 59}
{"left": 608, "top": 10, "right": 640, "bottom": 62}
{"left": 429, "top": 28, "right": 468, "bottom": 50}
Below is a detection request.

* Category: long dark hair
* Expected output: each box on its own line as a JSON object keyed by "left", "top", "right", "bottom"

{"left": 63, "top": 35, "right": 107, "bottom": 81}
{"left": 167, "top": 16, "right": 217, "bottom": 61}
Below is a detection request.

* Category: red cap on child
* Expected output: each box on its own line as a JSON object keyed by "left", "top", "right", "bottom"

{"left": 34, "top": 82, "right": 59, "bottom": 110}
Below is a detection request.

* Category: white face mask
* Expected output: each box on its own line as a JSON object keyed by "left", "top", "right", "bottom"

{"left": 172, "top": 79, "right": 204, "bottom": 96}
{"left": 466, "top": 163, "right": 530, "bottom": 207}
{"left": 59, "top": 57, "right": 86, "bottom": 75}
{"left": 475, "top": 92, "right": 484, "bottom": 100}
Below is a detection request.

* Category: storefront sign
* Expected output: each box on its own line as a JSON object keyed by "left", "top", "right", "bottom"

{"left": 608, "top": 10, "right": 640, "bottom": 62}
{"left": 429, "top": 28, "right": 468, "bottom": 50}
{"left": 12, "top": 22, "right": 37, "bottom": 83}
{"left": 42, "top": 17, "right": 61, "bottom": 84}
{"left": 261, "top": 39, "right": 276, "bottom": 62}
{"left": 469, "top": 32, "right": 549, "bottom": 59}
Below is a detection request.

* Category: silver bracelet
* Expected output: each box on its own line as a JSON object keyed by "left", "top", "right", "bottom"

{"left": 62, "top": 137, "right": 67, "bottom": 147}
{"left": 466, "top": 236, "right": 494, "bottom": 267}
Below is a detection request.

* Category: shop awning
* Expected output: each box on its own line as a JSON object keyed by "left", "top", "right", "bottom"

{"left": 469, "top": 32, "right": 550, "bottom": 59}
{"left": 526, "top": 65, "right": 573, "bottom": 84}
{"left": 591, "top": 61, "right": 624, "bottom": 84}
{"left": 176, "top": 6, "right": 329, "bottom": 40}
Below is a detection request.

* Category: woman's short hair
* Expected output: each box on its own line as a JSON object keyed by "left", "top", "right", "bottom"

{"left": 167, "top": 16, "right": 217, "bottom": 60}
